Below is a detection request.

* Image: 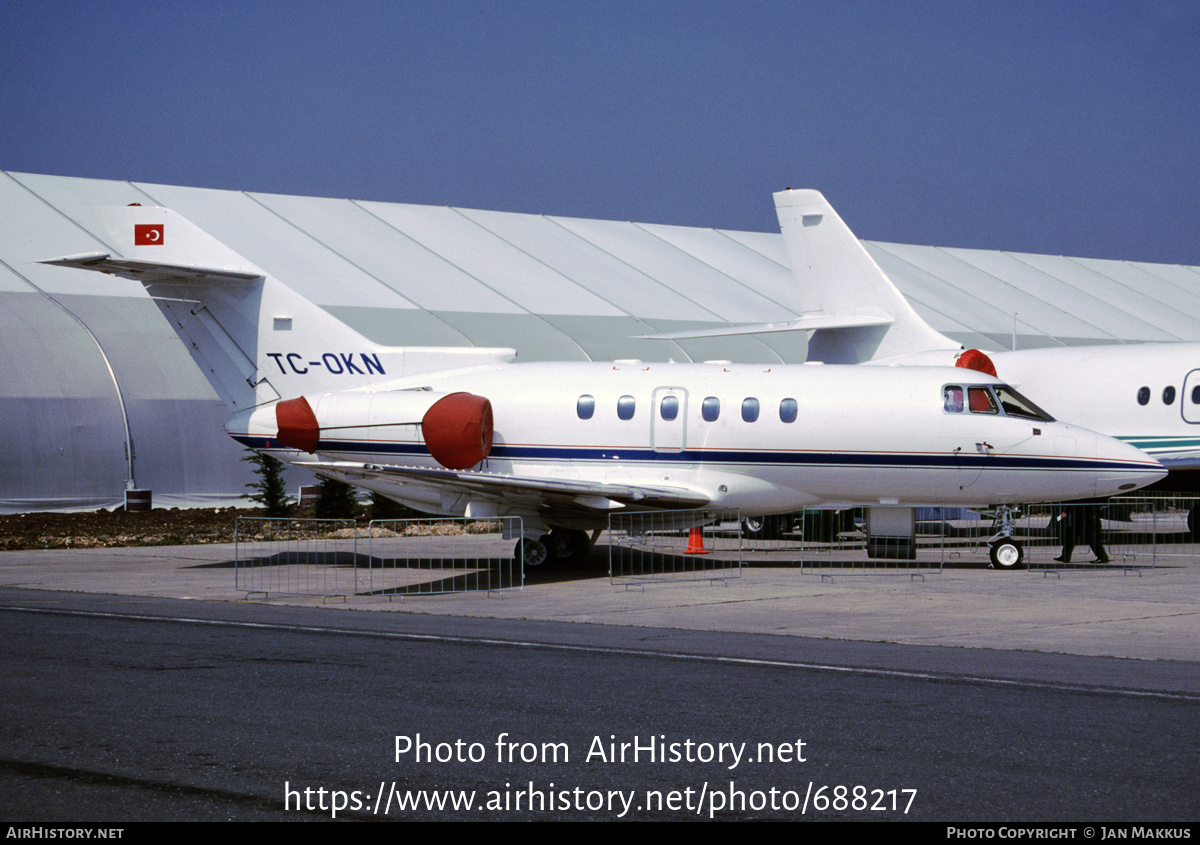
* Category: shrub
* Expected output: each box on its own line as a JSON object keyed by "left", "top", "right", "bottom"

{"left": 368, "top": 492, "right": 423, "bottom": 521}
{"left": 313, "top": 476, "right": 361, "bottom": 520}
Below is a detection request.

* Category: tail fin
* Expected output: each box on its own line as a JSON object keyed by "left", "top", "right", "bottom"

{"left": 42, "top": 206, "right": 514, "bottom": 410}
{"left": 773, "top": 189, "right": 958, "bottom": 363}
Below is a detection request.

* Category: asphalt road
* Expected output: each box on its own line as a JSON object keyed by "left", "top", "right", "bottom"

{"left": 1, "top": 589, "right": 1196, "bottom": 822}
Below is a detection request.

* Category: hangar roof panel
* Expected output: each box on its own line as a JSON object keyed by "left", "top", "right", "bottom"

{"left": 0, "top": 174, "right": 145, "bottom": 296}
{"left": 865, "top": 242, "right": 993, "bottom": 337}
{"left": 454, "top": 207, "right": 721, "bottom": 321}
{"left": 546, "top": 215, "right": 793, "bottom": 322}
{"left": 358, "top": 200, "right": 623, "bottom": 317}
{"left": 941, "top": 247, "right": 1172, "bottom": 343}
{"left": 632, "top": 223, "right": 797, "bottom": 308}
{"left": 132, "top": 182, "right": 418, "bottom": 310}
{"left": 247, "top": 192, "right": 525, "bottom": 315}
{"left": 1072, "top": 258, "right": 1200, "bottom": 316}
{"left": 871, "top": 242, "right": 1118, "bottom": 342}
{"left": 1015, "top": 254, "right": 1200, "bottom": 340}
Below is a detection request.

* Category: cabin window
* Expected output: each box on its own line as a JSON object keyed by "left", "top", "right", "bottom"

{"left": 617, "top": 395, "right": 636, "bottom": 420}
{"left": 967, "top": 387, "right": 998, "bottom": 415}
{"left": 779, "top": 398, "right": 798, "bottom": 423}
{"left": 660, "top": 395, "right": 679, "bottom": 421}
{"left": 742, "top": 398, "right": 760, "bottom": 422}
{"left": 576, "top": 395, "right": 595, "bottom": 420}
{"left": 1163, "top": 386, "right": 1177, "bottom": 406}
{"left": 944, "top": 386, "right": 965, "bottom": 413}
{"left": 702, "top": 396, "right": 720, "bottom": 422}
{"left": 1137, "top": 386, "right": 1150, "bottom": 406}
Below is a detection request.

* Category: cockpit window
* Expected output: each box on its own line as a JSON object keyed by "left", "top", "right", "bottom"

{"left": 968, "top": 387, "right": 998, "bottom": 415}
{"left": 994, "top": 385, "right": 1055, "bottom": 421}
{"left": 944, "top": 386, "right": 964, "bottom": 413}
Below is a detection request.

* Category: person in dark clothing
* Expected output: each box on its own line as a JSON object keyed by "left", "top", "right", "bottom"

{"left": 1054, "top": 503, "right": 1109, "bottom": 563}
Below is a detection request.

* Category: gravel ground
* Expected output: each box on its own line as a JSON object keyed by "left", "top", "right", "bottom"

{"left": 0, "top": 508, "right": 278, "bottom": 551}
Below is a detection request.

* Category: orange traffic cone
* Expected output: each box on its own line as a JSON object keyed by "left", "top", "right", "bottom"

{"left": 683, "top": 526, "right": 710, "bottom": 555}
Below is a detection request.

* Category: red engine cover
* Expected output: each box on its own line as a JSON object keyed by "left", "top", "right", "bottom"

{"left": 422, "top": 393, "right": 494, "bottom": 470}
{"left": 275, "top": 396, "right": 320, "bottom": 452}
{"left": 955, "top": 348, "right": 998, "bottom": 377}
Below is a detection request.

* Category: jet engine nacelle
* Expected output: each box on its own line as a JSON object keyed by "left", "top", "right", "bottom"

{"left": 236, "top": 390, "right": 494, "bottom": 470}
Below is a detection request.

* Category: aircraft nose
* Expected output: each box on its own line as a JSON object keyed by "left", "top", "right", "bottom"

{"left": 1083, "top": 428, "right": 1167, "bottom": 497}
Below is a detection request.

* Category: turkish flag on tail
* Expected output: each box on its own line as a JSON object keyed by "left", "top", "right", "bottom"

{"left": 134, "top": 224, "right": 164, "bottom": 245}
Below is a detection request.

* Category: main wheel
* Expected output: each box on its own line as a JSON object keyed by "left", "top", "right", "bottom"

{"left": 545, "top": 529, "right": 591, "bottom": 564}
{"left": 516, "top": 537, "right": 549, "bottom": 568}
{"left": 742, "top": 514, "right": 787, "bottom": 541}
{"left": 989, "top": 538, "right": 1025, "bottom": 570}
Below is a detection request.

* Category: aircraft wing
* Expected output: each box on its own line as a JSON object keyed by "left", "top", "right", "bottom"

{"left": 295, "top": 461, "right": 711, "bottom": 515}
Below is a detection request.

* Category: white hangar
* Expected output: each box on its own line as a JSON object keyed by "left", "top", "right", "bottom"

{"left": 3, "top": 170, "right": 1199, "bottom": 512}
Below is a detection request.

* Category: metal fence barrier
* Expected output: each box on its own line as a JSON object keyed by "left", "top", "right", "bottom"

{"left": 1012, "top": 498, "right": 1197, "bottom": 571}
{"left": 1125, "top": 495, "right": 1200, "bottom": 562}
{"left": 233, "top": 498, "right": 1197, "bottom": 598}
{"left": 366, "top": 517, "right": 523, "bottom": 596}
{"left": 608, "top": 509, "right": 743, "bottom": 585}
{"left": 729, "top": 497, "right": 1200, "bottom": 574}
{"left": 235, "top": 517, "right": 361, "bottom": 598}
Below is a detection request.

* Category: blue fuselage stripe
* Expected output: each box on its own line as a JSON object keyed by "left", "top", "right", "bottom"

{"left": 229, "top": 435, "right": 1148, "bottom": 473}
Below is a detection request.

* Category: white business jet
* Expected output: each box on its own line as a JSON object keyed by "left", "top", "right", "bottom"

{"left": 41, "top": 205, "right": 1164, "bottom": 568}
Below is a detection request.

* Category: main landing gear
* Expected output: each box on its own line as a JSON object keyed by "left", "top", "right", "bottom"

{"left": 742, "top": 514, "right": 789, "bottom": 541}
{"left": 986, "top": 505, "right": 1025, "bottom": 571}
{"left": 517, "top": 529, "right": 594, "bottom": 569}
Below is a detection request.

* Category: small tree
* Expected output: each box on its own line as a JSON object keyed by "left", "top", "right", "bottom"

{"left": 313, "top": 475, "right": 361, "bottom": 520}
{"left": 242, "top": 451, "right": 293, "bottom": 517}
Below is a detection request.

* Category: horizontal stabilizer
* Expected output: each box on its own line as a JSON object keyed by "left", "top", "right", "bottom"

{"left": 40, "top": 253, "right": 263, "bottom": 284}
{"left": 635, "top": 313, "right": 892, "bottom": 340}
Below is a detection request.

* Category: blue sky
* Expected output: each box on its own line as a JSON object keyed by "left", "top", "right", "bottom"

{"left": 2, "top": 0, "right": 1197, "bottom": 264}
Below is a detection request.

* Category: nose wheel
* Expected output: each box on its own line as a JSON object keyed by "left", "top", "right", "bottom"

{"left": 986, "top": 505, "right": 1026, "bottom": 570}
{"left": 988, "top": 538, "right": 1024, "bottom": 570}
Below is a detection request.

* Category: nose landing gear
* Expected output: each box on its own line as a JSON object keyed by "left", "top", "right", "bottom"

{"left": 986, "top": 505, "right": 1026, "bottom": 570}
